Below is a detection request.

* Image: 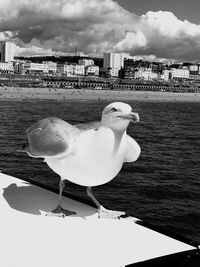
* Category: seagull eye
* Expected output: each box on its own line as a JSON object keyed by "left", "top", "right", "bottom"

{"left": 111, "top": 108, "right": 118, "bottom": 112}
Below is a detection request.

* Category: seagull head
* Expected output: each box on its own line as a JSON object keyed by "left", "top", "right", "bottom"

{"left": 101, "top": 102, "right": 139, "bottom": 131}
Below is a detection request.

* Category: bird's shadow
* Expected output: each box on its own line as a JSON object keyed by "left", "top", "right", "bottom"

{"left": 3, "top": 183, "right": 96, "bottom": 218}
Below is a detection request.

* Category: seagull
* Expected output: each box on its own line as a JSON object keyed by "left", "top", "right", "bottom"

{"left": 24, "top": 102, "right": 141, "bottom": 219}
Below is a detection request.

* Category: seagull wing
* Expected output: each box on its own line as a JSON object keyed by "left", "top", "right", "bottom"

{"left": 26, "top": 117, "right": 80, "bottom": 158}
{"left": 125, "top": 135, "right": 141, "bottom": 163}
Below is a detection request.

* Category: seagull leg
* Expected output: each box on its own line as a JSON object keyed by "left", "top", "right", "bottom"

{"left": 46, "top": 179, "right": 76, "bottom": 217}
{"left": 86, "top": 187, "right": 126, "bottom": 219}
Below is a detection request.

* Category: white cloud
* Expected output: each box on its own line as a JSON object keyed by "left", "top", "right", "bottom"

{"left": 141, "top": 11, "right": 200, "bottom": 38}
{"left": 0, "top": 31, "right": 15, "bottom": 40}
{"left": 0, "top": 0, "right": 200, "bottom": 61}
{"left": 114, "top": 10, "right": 200, "bottom": 61}
{"left": 114, "top": 31, "right": 147, "bottom": 51}
{"left": 131, "top": 54, "right": 175, "bottom": 63}
{"left": 15, "top": 45, "right": 54, "bottom": 56}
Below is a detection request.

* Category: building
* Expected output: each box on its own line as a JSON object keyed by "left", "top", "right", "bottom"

{"left": 161, "top": 68, "right": 190, "bottom": 81}
{"left": 134, "top": 68, "right": 158, "bottom": 80}
{"left": 42, "top": 61, "right": 57, "bottom": 74}
{"left": 0, "top": 62, "right": 14, "bottom": 73}
{"left": 74, "top": 64, "right": 85, "bottom": 76}
{"left": 188, "top": 65, "right": 198, "bottom": 72}
{"left": 169, "top": 68, "right": 189, "bottom": 80}
{"left": 23, "top": 62, "right": 57, "bottom": 75}
{"left": 57, "top": 63, "right": 85, "bottom": 77}
{"left": 189, "top": 74, "right": 200, "bottom": 81}
{"left": 161, "top": 70, "right": 170, "bottom": 81}
{"left": 0, "top": 41, "right": 14, "bottom": 62}
{"left": 57, "top": 63, "right": 66, "bottom": 75}
{"left": 78, "top": 59, "right": 94, "bottom": 66}
{"left": 24, "top": 62, "right": 49, "bottom": 74}
{"left": 13, "top": 61, "right": 25, "bottom": 74}
{"left": 65, "top": 64, "right": 74, "bottom": 76}
{"left": 103, "top": 52, "right": 126, "bottom": 77}
{"left": 85, "top": 65, "right": 99, "bottom": 76}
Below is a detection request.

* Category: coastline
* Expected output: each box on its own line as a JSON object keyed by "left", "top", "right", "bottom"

{"left": 0, "top": 86, "right": 200, "bottom": 102}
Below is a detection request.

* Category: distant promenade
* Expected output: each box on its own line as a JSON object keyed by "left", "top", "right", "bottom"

{"left": 0, "top": 87, "right": 200, "bottom": 102}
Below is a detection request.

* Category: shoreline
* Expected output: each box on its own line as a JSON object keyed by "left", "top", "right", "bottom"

{"left": 0, "top": 87, "right": 200, "bottom": 102}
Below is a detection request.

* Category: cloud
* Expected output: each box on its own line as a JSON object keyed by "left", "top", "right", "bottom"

{"left": 14, "top": 44, "right": 54, "bottom": 57}
{"left": 114, "top": 32, "right": 147, "bottom": 51}
{"left": 114, "top": 10, "right": 200, "bottom": 62}
{"left": 0, "top": 0, "right": 134, "bottom": 55}
{"left": 131, "top": 54, "right": 174, "bottom": 63}
{"left": 0, "top": 0, "right": 200, "bottom": 61}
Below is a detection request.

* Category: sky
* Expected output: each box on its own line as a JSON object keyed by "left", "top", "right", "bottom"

{"left": 1, "top": 0, "right": 200, "bottom": 62}
{"left": 116, "top": 0, "right": 200, "bottom": 24}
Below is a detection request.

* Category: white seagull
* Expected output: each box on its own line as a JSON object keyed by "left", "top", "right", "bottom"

{"left": 25, "top": 102, "right": 141, "bottom": 218}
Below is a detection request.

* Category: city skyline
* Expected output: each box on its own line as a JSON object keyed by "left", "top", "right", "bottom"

{"left": 1, "top": 0, "right": 200, "bottom": 62}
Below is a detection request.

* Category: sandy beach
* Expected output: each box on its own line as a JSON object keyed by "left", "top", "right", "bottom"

{"left": 0, "top": 86, "right": 200, "bottom": 102}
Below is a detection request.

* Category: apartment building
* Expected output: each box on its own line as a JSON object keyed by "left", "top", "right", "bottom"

{"left": 0, "top": 62, "right": 14, "bottom": 73}
{"left": 24, "top": 62, "right": 49, "bottom": 74}
{"left": 78, "top": 59, "right": 94, "bottom": 66}
{"left": 103, "top": 52, "right": 126, "bottom": 77}
{"left": 85, "top": 65, "right": 99, "bottom": 76}
{"left": 57, "top": 63, "right": 85, "bottom": 76}
{"left": 0, "top": 41, "right": 14, "bottom": 62}
{"left": 135, "top": 68, "right": 158, "bottom": 80}
{"left": 170, "top": 68, "right": 189, "bottom": 80}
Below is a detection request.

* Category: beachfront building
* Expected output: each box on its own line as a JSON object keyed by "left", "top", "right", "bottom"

{"left": 103, "top": 52, "right": 126, "bottom": 77}
{"left": 13, "top": 61, "right": 25, "bottom": 74}
{"left": 0, "top": 62, "right": 14, "bottom": 73}
{"left": 24, "top": 62, "right": 49, "bottom": 75}
{"left": 85, "top": 65, "right": 99, "bottom": 76}
{"left": 134, "top": 68, "right": 158, "bottom": 80}
{"left": 169, "top": 68, "right": 190, "bottom": 80}
{"left": 161, "top": 70, "right": 170, "bottom": 81}
{"left": 57, "top": 63, "right": 85, "bottom": 77}
{"left": 188, "top": 64, "right": 198, "bottom": 72}
{"left": 78, "top": 58, "right": 94, "bottom": 66}
{"left": 74, "top": 64, "right": 85, "bottom": 76}
{"left": 22, "top": 61, "right": 57, "bottom": 75}
{"left": 42, "top": 61, "right": 57, "bottom": 74}
{"left": 189, "top": 74, "right": 200, "bottom": 81}
{"left": 64, "top": 64, "right": 74, "bottom": 76}
{"left": 57, "top": 63, "right": 68, "bottom": 75}
{"left": 0, "top": 41, "right": 14, "bottom": 62}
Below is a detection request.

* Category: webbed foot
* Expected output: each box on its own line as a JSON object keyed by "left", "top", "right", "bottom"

{"left": 98, "top": 205, "right": 126, "bottom": 219}
{"left": 46, "top": 206, "right": 76, "bottom": 218}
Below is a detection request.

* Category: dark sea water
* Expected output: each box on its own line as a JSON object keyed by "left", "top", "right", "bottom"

{"left": 0, "top": 99, "right": 199, "bottom": 244}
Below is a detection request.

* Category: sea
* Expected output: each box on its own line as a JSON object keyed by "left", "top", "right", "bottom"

{"left": 0, "top": 99, "right": 199, "bottom": 245}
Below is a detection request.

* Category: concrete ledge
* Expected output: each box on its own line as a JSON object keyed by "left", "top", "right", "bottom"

{"left": 0, "top": 173, "right": 196, "bottom": 267}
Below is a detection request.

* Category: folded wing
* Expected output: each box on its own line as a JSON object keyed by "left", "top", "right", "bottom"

{"left": 26, "top": 117, "right": 80, "bottom": 158}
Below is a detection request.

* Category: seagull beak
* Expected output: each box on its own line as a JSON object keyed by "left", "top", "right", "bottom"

{"left": 119, "top": 112, "right": 139, "bottom": 123}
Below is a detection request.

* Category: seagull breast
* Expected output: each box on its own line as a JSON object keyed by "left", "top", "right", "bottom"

{"left": 45, "top": 126, "right": 128, "bottom": 187}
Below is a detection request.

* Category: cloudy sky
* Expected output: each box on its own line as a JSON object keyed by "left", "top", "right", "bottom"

{"left": 1, "top": 0, "right": 200, "bottom": 62}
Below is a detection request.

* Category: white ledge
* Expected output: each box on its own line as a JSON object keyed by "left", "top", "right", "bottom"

{"left": 0, "top": 173, "right": 195, "bottom": 267}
